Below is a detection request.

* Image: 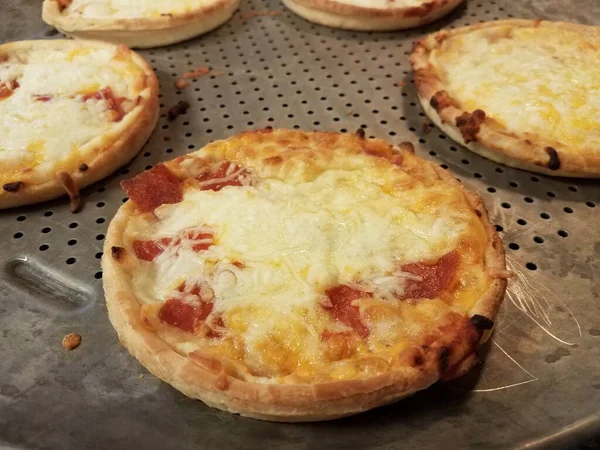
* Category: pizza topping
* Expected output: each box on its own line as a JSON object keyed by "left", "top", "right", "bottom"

{"left": 121, "top": 164, "right": 183, "bottom": 213}
{"left": 323, "top": 285, "right": 370, "bottom": 338}
{"left": 133, "top": 228, "right": 214, "bottom": 262}
{"left": 159, "top": 281, "right": 215, "bottom": 333}
{"left": 3, "top": 181, "right": 23, "bottom": 192}
{"left": 197, "top": 161, "right": 251, "bottom": 191}
{"left": 33, "top": 94, "right": 53, "bottom": 102}
{"left": 83, "top": 87, "right": 126, "bottom": 122}
{"left": 57, "top": 0, "right": 73, "bottom": 11}
{"left": 158, "top": 298, "right": 212, "bottom": 333}
{"left": 0, "top": 80, "right": 19, "bottom": 101}
{"left": 401, "top": 251, "right": 459, "bottom": 299}
{"left": 133, "top": 238, "right": 173, "bottom": 261}
{"left": 62, "top": 333, "right": 81, "bottom": 351}
{"left": 56, "top": 171, "right": 82, "bottom": 213}
{"left": 78, "top": 163, "right": 88, "bottom": 172}
{"left": 455, "top": 109, "right": 486, "bottom": 143}
{"left": 167, "top": 100, "right": 190, "bottom": 121}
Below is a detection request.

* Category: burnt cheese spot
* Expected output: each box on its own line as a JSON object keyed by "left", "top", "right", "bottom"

{"left": 79, "top": 163, "right": 89, "bottom": 172}
{"left": 429, "top": 90, "right": 456, "bottom": 112}
{"left": 470, "top": 314, "right": 495, "bottom": 330}
{"left": 455, "top": 109, "right": 486, "bottom": 143}
{"left": 545, "top": 146, "right": 561, "bottom": 171}
{"left": 111, "top": 246, "right": 125, "bottom": 261}
{"left": 3, "top": 181, "right": 23, "bottom": 192}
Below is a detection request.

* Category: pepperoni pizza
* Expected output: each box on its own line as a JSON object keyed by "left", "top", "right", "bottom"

{"left": 0, "top": 40, "right": 158, "bottom": 211}
{"left": 102, "top": 129, "right": 508, "bottom": 421}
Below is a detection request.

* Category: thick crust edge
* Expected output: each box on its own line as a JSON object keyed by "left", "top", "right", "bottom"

{"left": 283, "top": 0, "right": 462, "bottom": 31}
{"left": 42, "top": 0, "right": 240, "bottom": 48}
{"left": 409, "top": 19, "right": 600, "bottom": 178}
{"left": 102, "top": 130, "right": 506, "bottom": 421}
{"left": 0, "top": 40, "right": 159, "bottom": 210}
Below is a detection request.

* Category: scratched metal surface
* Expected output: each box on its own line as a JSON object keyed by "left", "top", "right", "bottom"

{"left": 1, "top": 0, "right": 599, "bottom": 449}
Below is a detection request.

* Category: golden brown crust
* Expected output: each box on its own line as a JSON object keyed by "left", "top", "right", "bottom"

{"left": 0, "top": 40, "right": 158, "bottom": 210}
{"left": 102, "top": 129, "right": 506, "bottom": 421}
{"left": 410, "top": 19, "right": 600, "bottom": 178}
{"left": 42, "top": 0, "right": 240, "bottom": 48}
{"left": 282, "top": 0, "right": 462, "bottom": 31}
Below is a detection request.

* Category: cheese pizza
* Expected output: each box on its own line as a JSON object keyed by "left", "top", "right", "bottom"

{"left": 42, "top": 0, "right": 241, "bottom": 48}
{"left": 0, "top": 40, "right": 158, "bottom": 211}
{"left": 103, "top": 129, "right": 507, "bottom": 421}
{"left": 282, "top": 0, "right": 462, "bottom": 31}
{"left": 410, "top": 20, "right": 600, "bottom": 177}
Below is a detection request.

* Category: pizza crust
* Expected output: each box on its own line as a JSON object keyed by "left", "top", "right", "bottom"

{"left": 42, "top": 0, "right": 240, "bottom": 48}
{"left": 0, "top": 40, "right": 158, "bottom": 210}
{"left": 102, "top": 130, "right": 507, "bottom": 421}
{"left": 282, "top": 0, "right": 462, "bottom": 31}
{"left": 410, "top": 19, "right": 600, "bottom": 178}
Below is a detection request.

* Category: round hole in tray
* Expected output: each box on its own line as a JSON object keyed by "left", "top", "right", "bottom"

{"left": 526, "top": 262, "right": 538, "bottom": 271}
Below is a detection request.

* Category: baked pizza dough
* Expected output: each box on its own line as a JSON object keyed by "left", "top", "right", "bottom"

{"left": 0, "top": 40, "right": 158, "bottom": 211}
{"left": 103, "top": 129, "right": 508, "bottom": 421}
{"left": 282, "top": 0, "right": 462, "bottom": 31}
{"left": 42, "top": 0, "right": 240, "bottom": 48}
{"left": 410, "top": 19, "right": 600, "bottom": 177}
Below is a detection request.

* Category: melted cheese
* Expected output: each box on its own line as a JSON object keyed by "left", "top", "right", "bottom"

{"left": 65, "top": 0, "right": 223, "bottom": 18}
{"left": 432, "top": 26, "right": 600, "bottom": 150}
{"left": 0, "top": 46, "right": 130, "bottom": 179}
{"left": 128, "top": 151, "right": 490, "bottom": 380}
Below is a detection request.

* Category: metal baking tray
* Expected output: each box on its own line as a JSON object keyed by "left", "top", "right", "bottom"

{"left": 1, "top": 0, "right": 599, "bottom": 448}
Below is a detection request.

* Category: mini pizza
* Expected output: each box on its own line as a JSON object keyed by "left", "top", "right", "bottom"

{"left": 103, "top": 129, "right": 508, "bottom": 421}
{"left": 0, "top": 40, "right": 158, "bottom": 211}
{"left": 282, "top": 0, "right": 462, "bottom": 31}
{"left": 42, "top": 0, "right": 241, "bottom": 48}
{"left": 410, "top": 20, "right": 600, "bottom": 177}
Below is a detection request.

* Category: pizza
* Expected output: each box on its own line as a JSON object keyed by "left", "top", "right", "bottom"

{"left": 410, "top": 19, "right": 600, "bottom": 178}
{"left": 42, "top": 0, "right": 241, "bottom": 48}
{"left": 0, "top": 40, "right": 158, "bottom": 211}
{"left": 102, "top": 129, "right": 508, "bottom": 421}
{"left": 282, "top": 0, "right": 462, "bottom": 31}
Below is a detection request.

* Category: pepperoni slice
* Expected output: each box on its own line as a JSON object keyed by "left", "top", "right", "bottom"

{"left": 132, "top": 237, "right": 174, "bottom": 261}
{"left": 401, "top": 251, "right": 459, "bottom": 299}
{"left": 323, "top": 285, "right": 370, "bottom": 338}
{"left": 197, "top": 161, "right": 250, "bottom": 192}
{"left": 33, "top": 94, "right": 53, "bottom": 102}
{"left": 159, "top": 280, "right": 215, "bottom": 333}
{"left": 158, "top": 298, "right": 212, "bottom": 333}
{"left": 83, "top": 87, "right": 125, "bottom": 122}
{"left": 121, "top": 164, "right": 183, "bottom": 213}
{"left": 185, "top": 230, "right": 214, "bottom": 252}
{"left": 133, "top": 230, "right": 213, "bottom": 262}
{"left": 0, "top": 80, "right": 19, "bottom": 100}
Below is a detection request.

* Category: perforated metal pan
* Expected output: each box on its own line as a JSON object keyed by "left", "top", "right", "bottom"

{"left": 1, "top": 0, "right": 599, "bottom": 448}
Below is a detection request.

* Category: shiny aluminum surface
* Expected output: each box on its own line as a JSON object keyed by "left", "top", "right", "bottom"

{"left": 1, "top": 0, "right": 599, "bottom": 448}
